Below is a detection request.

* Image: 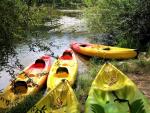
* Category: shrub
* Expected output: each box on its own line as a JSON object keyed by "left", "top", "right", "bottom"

{"left": 84, "top": 0, "right": 150, "bottom": 51}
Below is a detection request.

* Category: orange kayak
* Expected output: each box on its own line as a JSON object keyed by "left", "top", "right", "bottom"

{"left": 0, "top": 55, "right": 51, "bottom": 109}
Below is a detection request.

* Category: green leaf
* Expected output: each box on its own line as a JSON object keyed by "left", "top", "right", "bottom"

{"left": 130, "top": 99, "right": 146, "bottom": 113}
{"left": 90, "top": 104, "right": 105, "bottom": 113}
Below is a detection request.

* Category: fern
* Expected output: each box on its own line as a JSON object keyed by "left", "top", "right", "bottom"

{"left": 130, "top": 99, "right": 146, "bottom": 113}
{"left": 90, "top": 104, "right": 104, "bottom": 113}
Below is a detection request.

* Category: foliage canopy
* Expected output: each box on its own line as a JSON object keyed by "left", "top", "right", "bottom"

{"left": 84, "top": 0, "right": 150, "bottom": 50}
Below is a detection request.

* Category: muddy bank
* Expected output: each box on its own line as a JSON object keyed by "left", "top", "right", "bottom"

{"left": 129, "top": 73, "right": 150, "bottom": 99}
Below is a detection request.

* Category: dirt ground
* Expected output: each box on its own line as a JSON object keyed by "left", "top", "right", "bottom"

{"left": 129, "top": 73, "right": 150, "bottom": 100}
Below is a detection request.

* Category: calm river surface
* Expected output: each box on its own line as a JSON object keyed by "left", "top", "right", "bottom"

{"left": 0, "top": 16, "right": 93, "bottom": 90}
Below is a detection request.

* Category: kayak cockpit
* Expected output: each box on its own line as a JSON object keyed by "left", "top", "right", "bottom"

{"left": 102, "top": 47, "right": 111, "bottom": 50}
{"left": 80, "top": 44, "right": 87, "bottom": 47}
{"left": 12, "top": 81, "right": 28, "bottom": 94}
{"left": 79, "top": 43, "right": 91, "bottom": 47}
{"left": 32, "top": 59, "right": 45, "bottom": 68}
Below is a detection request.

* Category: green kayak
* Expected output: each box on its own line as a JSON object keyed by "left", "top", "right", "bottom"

{"left": 85, "top": 63, "right": 150, "bottom": 113}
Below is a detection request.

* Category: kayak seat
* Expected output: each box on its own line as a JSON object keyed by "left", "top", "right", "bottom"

{"left": 13, "top": 81, "right": 28, "bottom": 94}
{"left": 60, "top": 51, "right": 72, "bottom": 60}
{"left": 55, "top": 67, "right": 69, "bottom": 78}
{"left": 33, "top": 59, "right": 45, "bottom": 68}
{"left": 55, "top": 72, "right": 68, "bottom": 78}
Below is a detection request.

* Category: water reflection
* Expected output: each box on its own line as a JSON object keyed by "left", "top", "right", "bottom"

{"left": 0, "top": 33, "right": 90, "bottom": 90}
{"left": 0, "top": 40, "right": 16, "bottom": 71}
{"left": 0, "top": 15, "right": 92, "bottom": 90}
{"left": 0, "top": 39, "right": 23, "bottom": 90}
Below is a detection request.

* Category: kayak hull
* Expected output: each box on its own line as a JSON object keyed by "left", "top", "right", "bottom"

{"left": 0, "top": 55, "right": 51, "bottom": 109}
{"left": 70, "top": 42, "right": 138, "bottom": 59}
{"left": 85, "top": 63, "right": 150, "bottom": 113}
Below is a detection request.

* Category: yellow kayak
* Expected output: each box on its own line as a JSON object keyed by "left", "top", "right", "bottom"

{"left": 70, "top": 42, "right": 138, "bottom": 59}
{"left": 47, "top": 49, "right": 78, "bottom": 91}
{"left": 85, "top": 63, "right": 150, "bottom": 113}
{"left": 0, "top": 55, "right": 51, "bottom": 109}
{"left": 27, "top": 80, "right": 80, "bottom": 113}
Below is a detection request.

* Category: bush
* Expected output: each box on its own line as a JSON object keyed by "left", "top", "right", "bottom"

{"left": 84, "top": 0, "right": 150, "bottom": 51}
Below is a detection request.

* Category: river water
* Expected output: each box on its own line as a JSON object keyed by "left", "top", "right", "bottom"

{"left": 0, "top": 16, "right": 92, "bottom": 90}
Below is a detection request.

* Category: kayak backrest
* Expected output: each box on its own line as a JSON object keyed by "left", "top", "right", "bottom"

{"left": 55, "top": 67, "right": 69, "bottom": 78}
{"left": 13, "top": 81, "right": 28, "bottom": 94}
{"left": 33, "top": 59, "right": 45, "bottom": 68}
{"left": 60, "top": 51, "right": 72, "bottom": 60}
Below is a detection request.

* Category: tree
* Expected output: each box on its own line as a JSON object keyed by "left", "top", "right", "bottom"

{"left": 84, "top": 0, "right": 150, "bottom": 50}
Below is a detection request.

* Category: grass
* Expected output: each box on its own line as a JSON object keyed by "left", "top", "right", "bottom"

{"left": 111, "top": 53, "right": 150, "bottom": 74}
{"left": 74, "top": 57, "right": 102, "bottom": 112}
